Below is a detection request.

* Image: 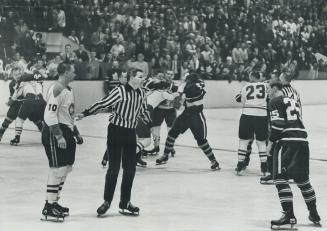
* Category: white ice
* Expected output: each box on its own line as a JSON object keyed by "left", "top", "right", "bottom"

{"left": 0, "top": 105, "right": 326, "bottom": 231}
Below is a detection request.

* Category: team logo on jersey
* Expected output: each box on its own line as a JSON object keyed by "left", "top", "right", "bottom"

{"left": 69, "top": 103, "right": 75, "bottom": 116}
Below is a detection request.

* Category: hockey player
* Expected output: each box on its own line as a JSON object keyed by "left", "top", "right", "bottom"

{"left": 9, "top": 68, "right": 47, "bottom": 145}
{"left": 235, "top": 71, "right": 269, "bottom": 175}
{"left": 145, "top": 70, "right": 179, "bottom": 156}
{"left": 267, "top": 80, "right": 320, "bottom": 229}
{"left": 41, "top": 63, "right": 83, "bottom": 221}
{"left": 261, "top": 68, "right": 302, "bottom": 184}
{"left": 0, "top": 67, "right": 23, "bottom": 142}
{"left": 156, "top": 72, "right": 220, "bottom": 170}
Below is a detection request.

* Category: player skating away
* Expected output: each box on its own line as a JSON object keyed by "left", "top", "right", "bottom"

{"left": 41, "top": 63, "right": 83, "bottom": 221}
{"left": 234, "top": 71, "right": 269, "bottom": 175}
{"left": 9, "top": 68, "right": 47, "bottom": 145}
{"left": 156, "top": 72, "right": 220, "bottom": 170}
{"left": 267, "top": 80, "right": 321, "bottom": 230}
{"left": 261, "top": 68, "right": 302, "bottom": 184}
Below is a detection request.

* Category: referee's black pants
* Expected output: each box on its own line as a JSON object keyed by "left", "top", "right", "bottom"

{"left": 104, "top": 123, "right": 137, "bottom": 205}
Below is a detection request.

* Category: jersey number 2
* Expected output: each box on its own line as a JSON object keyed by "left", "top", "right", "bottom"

{"left": 246, "top": 84, "right": 265, "bottom": 100}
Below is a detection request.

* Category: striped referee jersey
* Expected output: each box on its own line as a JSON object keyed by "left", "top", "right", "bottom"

{"left": 82, "top": 83, "right": 151, "bottom": 128}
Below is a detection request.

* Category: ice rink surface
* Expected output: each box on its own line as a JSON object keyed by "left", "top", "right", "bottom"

{"left": 0, "top": 105, "right": 326, "bottom": 231}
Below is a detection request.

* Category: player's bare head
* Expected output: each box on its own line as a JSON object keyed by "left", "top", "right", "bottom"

{"left": 164, "top": 70, "right": 174, "bottom": 81}
{"left": 11, "top": 65, "right": 23, "bottom": 81}
{"left": 185, "top": 72, "right": 200, "bottom": 83}
{"left": 279, "top": 67, "right": 293, "bottom": 84}
{"left": 57, "top": 62, "right": 75, "bottom": 82}
{"left": 249, "top": 71, "right": 261, "bottom": 82}
{"left": 129, "top": 68, "right": 145, "bottom": 89}
{"left": 268, "top": 79, "right": 283, "bottom": 98}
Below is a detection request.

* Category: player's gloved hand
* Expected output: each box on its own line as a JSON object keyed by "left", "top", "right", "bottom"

{"left": 56, "top": 135, "right": 67, "bottom": 149}
{"left": 75, "top": 113, "right": 85, "bottom": 121}
{"left": 6, "top": 97, "right": 14, "bottom": 106}
{"left": 75, "top": 135, "right": 84, "bottom": 145}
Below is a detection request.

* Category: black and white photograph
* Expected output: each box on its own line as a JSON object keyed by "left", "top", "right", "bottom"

{"left": 0, "top": 0, "right": 326, "bottom": 230}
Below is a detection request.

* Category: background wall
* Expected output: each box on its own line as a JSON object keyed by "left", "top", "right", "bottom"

{"left": 1, "top": 80, "right": 326, "bottom": 116}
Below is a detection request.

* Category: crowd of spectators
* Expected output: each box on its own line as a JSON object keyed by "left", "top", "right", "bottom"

{"left": 1, "top": 0, "right": 327, "bottom": 82}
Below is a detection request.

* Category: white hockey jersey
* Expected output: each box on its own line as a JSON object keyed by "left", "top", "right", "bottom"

{"left": 44, "top": 83, "right": 75, "bottom": 130}
{"left": 240, "top": 81, "right": 268, "bottom": 116}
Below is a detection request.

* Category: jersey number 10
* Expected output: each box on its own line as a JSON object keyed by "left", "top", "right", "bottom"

{"left": 48, "top": 104, "right": 58, "bottom": 112}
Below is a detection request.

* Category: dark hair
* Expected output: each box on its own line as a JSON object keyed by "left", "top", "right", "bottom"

{"left": 57, "top": 62, "right": 72, "bottom": 75}
{"left": 269, "top": 79, "right": 283, "bottom": 90}
{"left": 129, "top": 68, "right": 143, "bottom": 77}
{"left": 250, "top": 71, "right": 260, "bottom": 79}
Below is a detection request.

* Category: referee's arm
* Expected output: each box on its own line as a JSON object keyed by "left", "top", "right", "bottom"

{"left": 82, "top": 87, "right": 122, "bottom": 116}
{"left": 139, "top": 100, "right": 152, "bottom": 124}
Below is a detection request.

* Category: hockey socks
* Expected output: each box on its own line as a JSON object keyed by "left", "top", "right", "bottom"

{"left": 275, "top": 179, "right": 294, "bottom": 214}
{"left": 163, "top": 135, "right": 176, "bottom": 156}
{"left": 296, "top": 179, "right": 317, "bottom": 211}
{"left": 197, "top": 139, "right": 216, "bottom": 161}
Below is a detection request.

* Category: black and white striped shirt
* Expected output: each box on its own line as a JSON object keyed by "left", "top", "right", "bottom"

{"left": 282, "top": 83, "right": 302, "bottom": 118}
{"left": 82, "top": 83, "right": 151, "bottom": 128}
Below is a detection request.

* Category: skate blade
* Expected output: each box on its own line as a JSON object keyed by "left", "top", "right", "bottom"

{"left": 271, "top": 224, "right": 297, "bottom": 230}
{"left": 119, "top": 210, "right": 139, "bottom": 216}
{"left": 40, "top": 216, "right": 65, "bottom": 222}
{"left": 211, "top": 167, "right": 221, "bottom": 171}
{"left": 260, "top": 181, "right": 275, "bottom": 185}
{"left": 136, "top": 164, "right": 147, "bottom": 168}
{"left": 156, "top": 161, "right": 167, "bottom": 165}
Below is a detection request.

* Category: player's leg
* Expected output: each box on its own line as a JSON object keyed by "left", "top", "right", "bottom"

{"left": 120, "top": 128, "right": 139, "bottom": 215}
{"left": 97, "top": 124, "right": 123, "bottom": 216}
{"left": 244, "top": 138, "right": 254, "bottom": 166}
{"left": 135, "top": 119, "right": 152, "bottom": 167}
{"left": 271, "top": 178, "right": 297, "bottom": 229}
{"left": 164, "top": 108, "right": 177, "bottom": 156}
{"left": 236, "top": 115, "right": 252, "bottom": 173}
{"left": 260, "top": 143, "right": 276, "bottom": 184}
{"left": 254, "top": 116, "right": 269, "bottom": 175}
{"left": 156, "top": 112, "right": 187, "bottom": 165}
{"left": 293, "top": 143, "right": 320, "bottom": 225}
{"left": 101, "top": 149, "right": 109, "bottom": 167}
{"left": 190, "top": 111, "right": 220, "bottom": 170}
{"left": 147, "top": 108, "right": 164, "bottom": 155}
{"left": 0, "top": 101, "right": 21, "bottom": 141}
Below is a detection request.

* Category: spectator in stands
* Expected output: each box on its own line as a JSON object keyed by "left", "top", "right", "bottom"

{"left": 47, "top": 54, "right": 62, "bottom": 79}
{"left": 110, "top": 38, "right": 125, "bottom": 61}
{"left": 68, "top": 30, "right": 80, "bottom": 44}
{"left": 34, "top": 33, "right": 46, "bottom": 55}
{"left": 133, "top": 53, "right": 149, "bottom": 78}
{"left": 18, "top": 30, "right": 35, "bottom": 61}
{"left": 86, "top": 51, "right": 100, "bottom": 80}
{"left": 57, "top": 7, "right": 66, "bottom": 32}
{"left": 63, "top": 44, "right": 76, "bottom": 63}
{"left": 75, "top": 44, "right": 89, "bottom": 62}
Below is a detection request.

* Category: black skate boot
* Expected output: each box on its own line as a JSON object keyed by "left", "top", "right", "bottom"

{"left": 271, "top": 211, "right": 297, "bottom": 230}
{"left": 244, "top": 156, "right": 250, "bottom": 167}
{"left": 260, "top": 174, "right": 273, "bottom": 185}
{"left": 119, "top": 201, "right": 140, "bottom": 216}
{"left": 210, "top": 160, "right": 221, "bottom": 170}
{"left": 235, "top": 161, "right": 247, "bottom": 175}
{"left": 41, "top": 201, "right": 65, "bottom": 222}
{"left": 137, "top": 158, "right": 147, "bottom": 168}
{"left": 146, "top": 146, "right": 160, "bottom": 156}
{"left": 261, "top": 162, "right": 268, "bottom": 176}
{"left": 97, "top": 201, "right": 110, "bottom": 217}
{"left": 0, "top": 127, "right": 4, "bottom": 142}
{"left": 10, "top": 135, "right": 20, "bottom": 146}
{"left": 53, "top": 202, "right": 69, "bottom": 216}
{"left": 156, "top": 154, "right": 168, "bottom": 165}
{"left": 309, "top": 208, "right": 321, "bottom": 226}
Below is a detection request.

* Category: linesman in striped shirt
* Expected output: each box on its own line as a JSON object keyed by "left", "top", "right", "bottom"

{"left": 267, "top": 80, "right": 320, "bottom": 229}
{"left": 76, "top": 68, "right": 151, "bottom": 216}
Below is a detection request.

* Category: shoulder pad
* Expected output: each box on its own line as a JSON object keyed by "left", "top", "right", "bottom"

{"left": 53, "top": 83, "right": 65, "bottom": 97}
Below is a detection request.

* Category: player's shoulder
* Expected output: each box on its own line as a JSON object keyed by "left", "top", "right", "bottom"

{"left": 52, "top": 82, "right": 66, "bottom": 97}
{"left": 269, "top": 95, "right": 285, "bottom": 107}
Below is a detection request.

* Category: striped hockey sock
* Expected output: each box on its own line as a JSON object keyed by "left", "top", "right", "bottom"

{"left": 163, "top": 135, "right": 176, "bottom": 156}
{"left": 1, "top": 117, "right": 13, "bottom": 130}
{"left": 275, "top": 179, "right": 294, "bottom": 213}
{"left": 198, "top": 140, "right": 216, "bottom": 161}
{"left": 238, "top": 149, "right": 247, "bottom": 162}
{"left": 296, "top": 179, "right": 317, "bottom": 210}
{"left": 15, "top": 118, "right": 25, "bottom": 136}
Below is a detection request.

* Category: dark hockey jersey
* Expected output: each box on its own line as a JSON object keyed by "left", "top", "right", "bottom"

{"left": 183, "top": 78, "right": 206, "bottom": 108}
{"left": 269, "top": 95, "right": 307, "bottom": 142}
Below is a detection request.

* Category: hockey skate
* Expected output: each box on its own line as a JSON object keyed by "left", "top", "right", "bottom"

{"left": 271, "top": 212, "right": 297, "bottom": 230}
{"left": 10, "top": 135, "right": 20, "bottom": 146}
{"left": 309, "top": 208, "right": 321, "bottom": 226}
{"left": 156, "top": 154, "right": 169, "bottom": 165}
{"left": 119, "top": 201, "right": 139, "bottom": 216}
{"left": 210, "top": 160, "right": 221, "bottom": 171}
{"left": 170, "top": 148, "right": 176, "bottom": 157}
{"left": 137, "top": 158, "right": 147, "bottom": 168}
{"left": 97, "top": 201, "right": 110, "bottom": 217}
{"left": 261, "top": 162, "right": 268, "bottom": 176}
{"left": 144, "top": 146, "right": 160, "bottom": 156}
{"left": 54, "top": 202, "right": 69, "bottom": 216}
{"left": 41, "top": 201, "right": 66, "bottom": 222}
{"left": 260, "top": 174, "right": 274, "bottom": 185}
{"left": 0, "top": 127, "right": 4, "bottom": 142}
{"left": 235, "top": 161, "right": 247, "bottom": 175}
